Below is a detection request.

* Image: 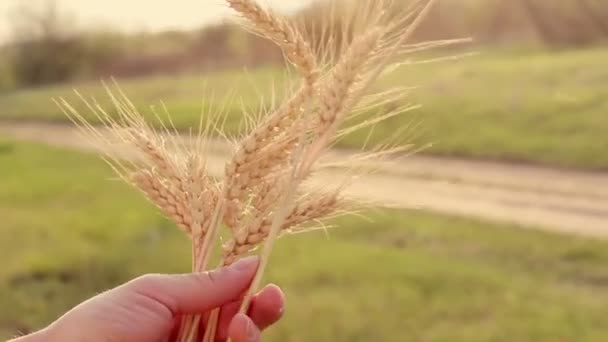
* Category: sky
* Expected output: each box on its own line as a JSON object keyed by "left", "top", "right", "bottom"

{"left": 0, "top": 0, "right": 310, "bottom": 43}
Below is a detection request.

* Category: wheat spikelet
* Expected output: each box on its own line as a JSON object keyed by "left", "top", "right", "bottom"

{"left": 226, "top": 0, "right": 319, "bottom": 147}
{"left": 226, "top": 0, "right": 318, "bottom": 83}
{"left": 228, "top": 135, "right": 294, "bottom": 189}
{"left": 296, "top": 28, "right": 382, "bottom": 178}
{"left": 184, "top": 154, "right": 220, "bottom": 240}
{"left": 224, "top": 0, "right": 320, "bottom": 211}
{"left": 223, "top": 135, "right": 301, "bottom": 233}
{"left": 223, "top": 93, "right": 313, "bottom": 237}
{"left": 313, "top": 26, "right": 383, "bottom": 142}
{"left": 224, "top": 81, "right": 313, "bottom": 177}
{"left": 222, "top": 191, "right": 340, "bottom": 265}
{"left": 131, "top": 170, "right": 193, "bottom": 234}
{"left": 129, "top": 130, "right": 181, "bottom": 183}
{"left": 250, "top": 176, "right": 285, "bottom": 215}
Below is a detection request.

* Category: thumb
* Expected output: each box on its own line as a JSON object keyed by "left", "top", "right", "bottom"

{"left": 121, "top": 256, "right": 259, "bottom": 315}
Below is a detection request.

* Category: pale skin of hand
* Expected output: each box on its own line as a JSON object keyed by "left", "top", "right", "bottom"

{"left": 11, "top": 257, "right": 284, "bottom": 342}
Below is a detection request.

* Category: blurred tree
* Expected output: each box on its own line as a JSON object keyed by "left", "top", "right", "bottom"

{"left": 9, "top": 0, "right": 80, "bottom": 85}
{"left": 193, "top": 24, "right": 235, "bottom": 68}
{"left": 4, "top": 0, "right": 606, "bottom": 86}
{"left": 517, "top": 0, "right": 606, "bottom": 46}
{"left": 0, "top": 55, "right": 16, "bottom": 92}
{"left": 8, "top": 0, "right": 119, "bottom": 86}
{"left": 577, "top": 0, "right": 608, "bottom": 36}
{"left": 518, "top": 0, "right": 562, "bottom": 44}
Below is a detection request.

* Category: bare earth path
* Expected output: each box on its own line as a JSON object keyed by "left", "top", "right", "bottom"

{"left": 2, "top": 122, "right": 608, "bottom": 238}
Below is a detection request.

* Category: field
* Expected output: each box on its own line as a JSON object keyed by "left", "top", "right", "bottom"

{"left": 2, "top": 0, "right": 608, "bottom": 340}
{"left": 1, "top": 140, "right": 608, "bottom": 341}
{"left": 1, "top": 47, "right": 608, "bottom": 169}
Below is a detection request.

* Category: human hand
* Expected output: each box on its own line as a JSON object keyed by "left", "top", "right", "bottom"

{"left": 13, "top": 256, "right": 284, "bottom": 342}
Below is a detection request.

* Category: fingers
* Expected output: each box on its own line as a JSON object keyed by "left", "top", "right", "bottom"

{"left": 228, "top": 314, "right": 260, "bottom": 342}
{"left": 248, "top": 284, "right": 285, "bottom": 330}
{"left": 215, "top": 284, "right": 285, "bottom": 340}
{"left": 122, "top": 256, "right": 259, "bottom": 316}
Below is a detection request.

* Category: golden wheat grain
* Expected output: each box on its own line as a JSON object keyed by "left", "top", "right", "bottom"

{"left": 222, "top": 191, "right": 340, "bottom": 265}
{"left": 131, "top": 170, "right": 193, "bottom": 234}
{"left": 319, "top": 28, "right": 381, "bottom": 127}
{"left": 226, "top": 0, "right": 318, "bottom": 83}
{"left": 222, "top": 94, "right": 312, "bottom": 238}
{"left": 250, "top": 176, "right": 285, "bottom": 215}
{"left": 129, "top": 131, "right": 180, "bottom": 180}
{"left": 223, "top": 0, "right": 320, "bottom": 215}
{"left": 185, "top": 154, "right": 221, "bottom": 241}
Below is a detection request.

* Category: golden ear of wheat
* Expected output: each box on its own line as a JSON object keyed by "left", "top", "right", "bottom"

{"left": 57, "top": 84, "right": 220, "bottom": 249}
{"left": 226, "top": 0, "right": 319, "bottom": 84}
{"left": 222, "top": 17, "right": 320, "bottom": 240}
{"left": 131, "top": 169, "right": 193, "bottom": 233}
{"left": 222, "top": 191, "right": 341, "bottom": 265}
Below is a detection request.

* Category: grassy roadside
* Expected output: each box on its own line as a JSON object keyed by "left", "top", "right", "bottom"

{"left": 1, "top": 48, "right": 608, "bottom": 170}
{"left": 1, "top": 140, "right": 607, "bottom": 341}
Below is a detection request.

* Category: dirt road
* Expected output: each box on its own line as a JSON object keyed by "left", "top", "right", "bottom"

{"left": 2, "top": 122, "right": 608, "bottom": 238}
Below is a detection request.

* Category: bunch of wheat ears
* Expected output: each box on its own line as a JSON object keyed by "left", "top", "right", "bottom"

{"left": 56, "top": 0, "right": 461, "bottom": 340}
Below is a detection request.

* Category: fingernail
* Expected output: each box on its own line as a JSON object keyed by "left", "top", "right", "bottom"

{"left": 269, "top": 283, "right": 286, "bottom": 316}
{"left": 231, "top": 256, "right": 259, "bottom": 271}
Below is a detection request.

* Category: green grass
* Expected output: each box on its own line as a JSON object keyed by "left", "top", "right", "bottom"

{"left": 1, "top": 48, "right": 608, "bottom": 169}
{"left": 1, "top": 140, "right": 608, "bottom": 341}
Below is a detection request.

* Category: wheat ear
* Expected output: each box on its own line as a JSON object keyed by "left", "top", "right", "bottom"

{"left": 223, "top": 191, "right": 340, "bottom": 264}
{"left": 223, "top": 0, "right": 320, "bottom": 238}
{"left": 197, "top": 1, "right": 325, "bottom": 341}
{"left": 230, "top": 0, "right": 440, "bottom": 326}
{"left": 226, "top": 0, "right": 318, "bottom": 83}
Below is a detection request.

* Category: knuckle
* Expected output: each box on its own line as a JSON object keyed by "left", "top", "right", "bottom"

{"left": 126, "top": 273, "right": 178, "bottom": 317}
{"left": 197, "top": 269, "right": 222, "bottom": 287}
